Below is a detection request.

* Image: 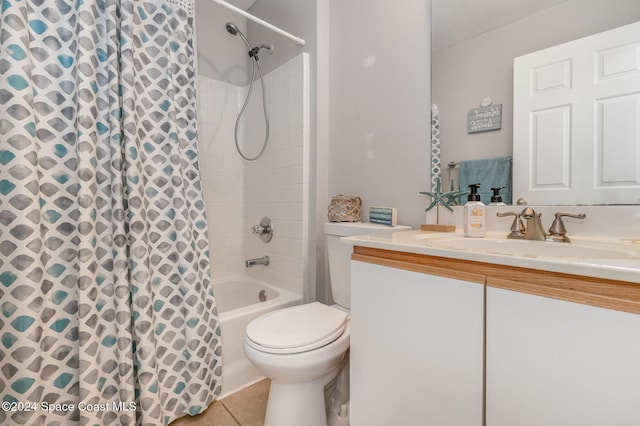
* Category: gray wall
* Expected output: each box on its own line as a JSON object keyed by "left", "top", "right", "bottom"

{"left": 247, "top": 0, "right": 316, "bottom": 75}
{"left": 195, "top": 0, "right": 249, "bottom": 85}
{"left": 328, "top": 0, "right": 432, "bottom": 230}
{"left": 195, "top": 0, "right": 315, "bottom": 83}
{"left": 432, "top": 0, "right": 640, "bottom": 184}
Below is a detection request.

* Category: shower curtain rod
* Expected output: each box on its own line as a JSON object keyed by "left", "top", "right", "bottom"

{"left": 211, "top": 0, "right": 306, "bottom": 46}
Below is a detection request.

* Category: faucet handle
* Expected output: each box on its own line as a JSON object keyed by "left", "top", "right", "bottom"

{"left": 251, "top": 217, "right": 273, "bottom": 243}
{"left": 496, "top": 211, "right": 526, "bottom": 239}
{"left": 548, "top": 212, "right": 586, "bottom": 243}
{"left": 251, "top": 225, "right": 266, "bottom": 234}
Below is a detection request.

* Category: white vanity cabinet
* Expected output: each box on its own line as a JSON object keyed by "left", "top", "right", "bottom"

{"left": 486, "top": 286, "right": 640, "bottom": 426}
{"left": 350, "top": 259, "right": 484, "bottom": 426}
{"left": 349, "top": 244, "right": 640, "bottom": 426}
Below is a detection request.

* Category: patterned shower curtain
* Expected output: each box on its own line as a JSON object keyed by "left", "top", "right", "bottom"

{"left": 0, "top": 1, "right": 221, "bottom": 425}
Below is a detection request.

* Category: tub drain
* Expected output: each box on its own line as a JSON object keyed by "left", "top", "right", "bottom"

{"left": 258, "top": 290, "right": 267, "bottom": 302}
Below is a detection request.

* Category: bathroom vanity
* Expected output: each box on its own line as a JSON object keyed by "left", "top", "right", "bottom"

{"left": 345, "top": 230, "right": 640, "bottom": 426}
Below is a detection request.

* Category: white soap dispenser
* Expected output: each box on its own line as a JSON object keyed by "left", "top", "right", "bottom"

{"left": 464, "top": 183, "right": 486, "bottom": 237}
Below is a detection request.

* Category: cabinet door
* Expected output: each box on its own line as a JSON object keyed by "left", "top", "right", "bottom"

{"left": 350, "top": 261, "right": 484, "bottom": 426}
{"left": 486, "top": 286, "right": 640, "bottom": 426}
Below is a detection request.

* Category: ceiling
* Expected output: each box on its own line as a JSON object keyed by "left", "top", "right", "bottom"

{"left": 221, "top": 0, "right": 569, "bottom": 52}
{"left": 432, "top": 0, "right": 569, "bottom": 51}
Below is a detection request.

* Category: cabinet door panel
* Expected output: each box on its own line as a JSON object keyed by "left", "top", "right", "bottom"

{"left": 350, "top": 261, "right": 484, "bottom": 426}
{"left": 487, "top": 286, "right": 640, "bottom": 426}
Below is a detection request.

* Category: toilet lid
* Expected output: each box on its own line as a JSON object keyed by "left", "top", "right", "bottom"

{"left": 245, "top": 302, "right": 349, "bottom": 355}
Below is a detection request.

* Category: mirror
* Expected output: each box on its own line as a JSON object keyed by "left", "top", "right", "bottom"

{"left": 431, "top": 0, "right": 640, "bottom": 205}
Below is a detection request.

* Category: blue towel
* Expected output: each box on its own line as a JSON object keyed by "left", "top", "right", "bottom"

{"left": 459, "top": 156, "right": 512, "bottom": 204}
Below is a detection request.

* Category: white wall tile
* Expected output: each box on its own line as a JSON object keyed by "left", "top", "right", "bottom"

{"left": 199, "top": 54, "right": 310, "bottom": 298}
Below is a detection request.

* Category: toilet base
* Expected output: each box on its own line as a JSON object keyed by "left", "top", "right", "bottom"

{"left": 265, "top": 377, "right": 329, "bottom": 426}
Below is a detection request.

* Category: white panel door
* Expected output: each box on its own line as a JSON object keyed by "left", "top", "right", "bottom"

{"left": 513, "top": 21, "right": 640, "bottom": 205}
{"left": 350, "top": 261, "right": 484, "bottom": 426}
{"left": 486, "top": 286, "right": 640, "bottom": 426}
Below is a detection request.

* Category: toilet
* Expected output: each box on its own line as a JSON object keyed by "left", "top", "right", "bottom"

{"left": 244, "top": 222, "right": 410, "bottom": 426}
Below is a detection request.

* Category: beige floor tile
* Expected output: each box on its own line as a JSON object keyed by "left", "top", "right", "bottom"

{"left": 222, "top": 379, "right": 270, "bottom": 426}
{"left": 170, "top": 401, "right": 239, "bottom": 426}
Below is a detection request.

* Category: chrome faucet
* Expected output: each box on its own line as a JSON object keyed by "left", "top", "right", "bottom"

{"left": 497, "top": 208, "right": 586, "bottom": 242}
{"left": 251, "top": 217, "right": 273, "bottom": 243}
{"left": 246, "top": 256, "right": 270, "bottom": 267}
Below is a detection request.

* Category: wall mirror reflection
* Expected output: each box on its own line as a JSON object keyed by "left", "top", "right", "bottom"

{"left": 431, "top": 0, "right": 640, "bottom": 205}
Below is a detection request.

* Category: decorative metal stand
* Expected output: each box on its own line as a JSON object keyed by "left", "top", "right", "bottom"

{"left": 419, "top": 178, "right": 467, "bottom": 232}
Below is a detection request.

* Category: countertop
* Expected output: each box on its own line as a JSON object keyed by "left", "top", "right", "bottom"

{"left": 342, "top": 230, "right": 640, "bottom": 283}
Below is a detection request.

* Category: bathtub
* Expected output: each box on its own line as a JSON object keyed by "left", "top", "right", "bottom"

{"left": 214, "top": 277, "right": 301, "bottom": 397}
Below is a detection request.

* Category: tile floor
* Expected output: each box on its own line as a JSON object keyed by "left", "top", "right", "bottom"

{"left": 170, "top": 379, "right": 270, "bottom": 426}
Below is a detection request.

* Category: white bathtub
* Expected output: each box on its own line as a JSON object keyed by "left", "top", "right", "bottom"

{"left": 214, "top": 277, "right": 301, "bottom": 397}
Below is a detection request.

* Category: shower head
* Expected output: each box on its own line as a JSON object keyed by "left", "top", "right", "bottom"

{"left": 225, "top": 21, "right": 252, "bottom": 50}
{"left": 225, "top": 21, "right": 274, "bottom": 59}
{"left": 225, "top": 22, "right": 239, "bottom": 36}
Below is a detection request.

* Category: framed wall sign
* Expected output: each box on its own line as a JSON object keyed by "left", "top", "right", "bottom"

{"left": 468, "top": 104, "right": 502, "bottom": 133}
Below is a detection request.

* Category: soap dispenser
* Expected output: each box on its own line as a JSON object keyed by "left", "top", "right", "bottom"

{"left": 464, "top": 183, "right": 486, "bottom": 237}
{"left": 489, "top": 186, "right": 506, "bottom": 206}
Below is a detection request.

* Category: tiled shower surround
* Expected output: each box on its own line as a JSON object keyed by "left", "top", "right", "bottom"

{"left": 197, "top": 53, "right": 310, "bottom": 298}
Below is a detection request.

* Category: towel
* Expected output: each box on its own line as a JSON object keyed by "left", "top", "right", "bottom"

{"left": 459, "top": 156, "right": 512, "bottom": 204}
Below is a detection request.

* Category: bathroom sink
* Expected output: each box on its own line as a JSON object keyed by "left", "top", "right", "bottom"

{"left": 416, "top": 235, "right": 640, "bottom": 260}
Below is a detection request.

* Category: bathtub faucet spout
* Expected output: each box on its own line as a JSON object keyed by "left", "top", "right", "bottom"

{"left": 245, "top": 256, "right": 270, "bottom": 268}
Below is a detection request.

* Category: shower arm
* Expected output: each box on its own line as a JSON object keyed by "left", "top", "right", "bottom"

{"left": 211, "top": 0, "right": 306, "bottom": 46}
{"left": 249, "top": 44, "right": 275, "bottom": 60}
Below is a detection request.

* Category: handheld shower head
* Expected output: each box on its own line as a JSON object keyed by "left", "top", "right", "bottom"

{"left": 225, "top": 22, "right": 238, "bottom": 36}
{"left": 225, "top": 22, "right": 273, "bottom": 161}
{"left": 225, "top": 21, "right": 251, "bottom": 50}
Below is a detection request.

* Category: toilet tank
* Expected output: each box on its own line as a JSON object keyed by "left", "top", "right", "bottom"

{"left": 324, "top": 222, "right": 411, "bottom": 309}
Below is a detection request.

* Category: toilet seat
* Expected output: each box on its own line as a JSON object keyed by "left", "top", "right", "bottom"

{"left": 245, "top": 302, "right": 349, "bottom": 355}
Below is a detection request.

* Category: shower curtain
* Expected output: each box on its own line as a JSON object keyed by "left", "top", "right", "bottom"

{"left": 0, "top": 1, "right": 221, "bottom": 425}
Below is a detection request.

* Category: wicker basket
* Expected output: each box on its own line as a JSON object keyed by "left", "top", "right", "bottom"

{"left": 328, "top": 194, "right": 362, "bottom": 222}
